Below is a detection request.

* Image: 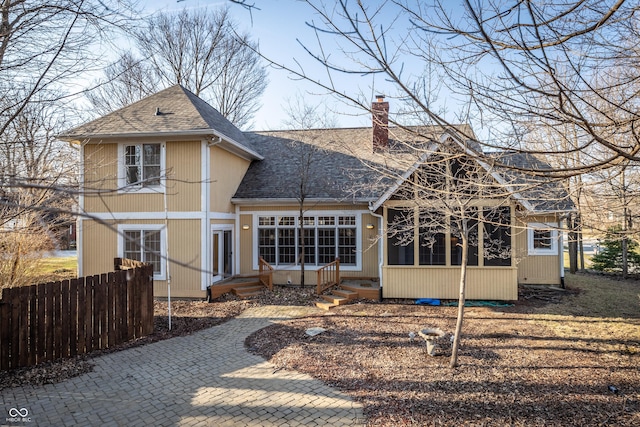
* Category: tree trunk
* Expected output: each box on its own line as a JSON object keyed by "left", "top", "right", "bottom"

{"left": 299, "top": 203, "right": 305, "bottom": 287}
{"left": 450, "top": 224, "right": 468, "bottom": 368}
{"left": 568, "top": 213, "right": 578, "bottom": 274}
{"left": 622, "top": 234, "right": 628, "bottom": 279}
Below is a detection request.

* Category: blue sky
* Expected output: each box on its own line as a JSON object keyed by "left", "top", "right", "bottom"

{"left": 142, "top": 0, "right": 394, "bottom": 130}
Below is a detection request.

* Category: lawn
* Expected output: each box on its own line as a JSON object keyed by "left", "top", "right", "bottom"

{"left": 32, "top": 255, "right": 77, "bottom": 283}
{"left": 246, "top": 273, "right": 640, "bottom": 426}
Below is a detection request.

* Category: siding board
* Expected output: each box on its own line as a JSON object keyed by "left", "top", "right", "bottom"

{"left": 383, "top": 267, "right": 518, "bottom": 300}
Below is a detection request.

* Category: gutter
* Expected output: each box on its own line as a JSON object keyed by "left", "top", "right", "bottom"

{"left": 231, "top": 197, "right": 377, "bottom": 205}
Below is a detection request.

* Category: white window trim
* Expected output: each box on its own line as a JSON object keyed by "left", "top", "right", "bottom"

{"left": 117, "top": 142, "right": 166, "bottom": 194}
{"left": 251, "top": 210, "right": 363, "bottom": 271}
{"left": 527, "top": 223, "right": 558, "bottom": 256}
{"left": 117, "top": 224, "right": 167, "bottom": 280}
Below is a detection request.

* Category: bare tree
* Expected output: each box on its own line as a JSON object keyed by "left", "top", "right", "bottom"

{"left": 238, "top": 1, "right": 602, "bottom": 367}
{"left": 0, "top": 94, "right": 77, "bottom": 288}
{"left": 0, "top": 0, "right": 137, "bottom": 138}
{"left": 85, "top": 52, "right": 160, "bottom": 117}
{"left": 87, "top": 6, "right": 268, "bottom": 129}
{"left": 281, "top": 97, "right": 337, "bottom": 287}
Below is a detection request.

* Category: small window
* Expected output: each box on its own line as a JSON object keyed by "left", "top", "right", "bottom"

{"left": 259, "top": 216, "right": 275, "bottom": 226}
{"left": 533, "top": 229, "right": 552, "bottom": 249}
{"left": 124, "top": 143, "right": 161, "bottom": 186}
{"left": 528, "top": 223, "right": 558, "bottom": 255}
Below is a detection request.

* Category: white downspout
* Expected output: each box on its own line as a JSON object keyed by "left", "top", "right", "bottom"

{"left": 162, "top": 143, "right": 171, "bottom": 329}
{"left": 206, "top": 136, "right": 221, "bottom": 293}
{"left": 77, "top": 142, "right": 86, "bottom": 277}
{"left": 370, "top": 207, "right": 384, "bottom": 300}
{"left": 202, "top": 139, "right": 211, "bottom": 293}
{"left": 235, "top": 204, "right": 241, "bottom": 277}
{"left": 559, "top": 218, "right": 565, "bottom": 288}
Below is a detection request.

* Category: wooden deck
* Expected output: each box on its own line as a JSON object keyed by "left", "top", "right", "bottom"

{"left": 340, "top": 279, "right": 381, "bottom": 300}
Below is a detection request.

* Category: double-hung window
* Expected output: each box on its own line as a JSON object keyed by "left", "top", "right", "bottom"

{"left": 121, "top": 143, "right": 162, "bottom": 188}
{"left": 119, "top": 225, "right": 166, "bottom": 279}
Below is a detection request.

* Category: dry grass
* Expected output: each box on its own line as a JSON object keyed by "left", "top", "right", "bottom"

{"left": 31, "top": 256, "right": 77, "bottom": 283}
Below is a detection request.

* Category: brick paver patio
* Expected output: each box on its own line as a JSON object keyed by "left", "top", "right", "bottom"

{"left": 1, "top": 306, "right": 364, "bottom": 426}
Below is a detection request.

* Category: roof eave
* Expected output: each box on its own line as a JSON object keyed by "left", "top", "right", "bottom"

{"left": 522, "top": 207, "right": 578, "bottom": 216}
{"left": 58, "top": 129, "right": 263, "bottom": 161}
{"left": 231, "top": 197, "right": 375, "bottom": 206}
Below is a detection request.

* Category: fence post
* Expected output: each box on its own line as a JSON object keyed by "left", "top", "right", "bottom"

{"left": 69, "top": 279, "right": 79, "bottom": 357}
{"left": 0, "top": 289, "right": 10, "bottom": 370}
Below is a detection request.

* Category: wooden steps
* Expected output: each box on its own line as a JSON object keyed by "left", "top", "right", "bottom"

{"left": 232, "top": 284, "right": 264, "bottom": 299}
{"left": 208, "top": 277, "right": 263, "bottom": 301}
{"left": 315, "top": 281, "right": 378, "bottom": 310}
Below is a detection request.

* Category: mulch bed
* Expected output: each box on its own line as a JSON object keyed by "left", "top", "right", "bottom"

{"left": 245, "top": 287, "right": 640, "bottom": 426}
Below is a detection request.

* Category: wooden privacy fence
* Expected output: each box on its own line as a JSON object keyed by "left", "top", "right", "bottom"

{"left": 0, "top": 259, "right": 154, "bottom": 370}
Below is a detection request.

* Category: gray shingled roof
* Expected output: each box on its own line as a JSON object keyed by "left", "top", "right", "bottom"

{"left": 235, "top": 127, "right": 575, "bottom": 214}
{"left": 233, "top": 129, "right": 396, "bottom": 202}
{"left": 59, "top": 85, "right": 255, "bottom": 153}
{"left": 233, "top": 124, "right": 472, "bottom": 203}
{"left": 489, "top": 151, "right": 576, "bottom": 213}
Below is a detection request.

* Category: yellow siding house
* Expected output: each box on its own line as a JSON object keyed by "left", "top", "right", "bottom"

{"left": 59, "top": 86, "right": 573, "bottom": 300}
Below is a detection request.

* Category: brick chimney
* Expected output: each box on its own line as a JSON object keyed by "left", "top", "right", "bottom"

{"left": 372, "top": 95, "right": 389, "bottom": 152}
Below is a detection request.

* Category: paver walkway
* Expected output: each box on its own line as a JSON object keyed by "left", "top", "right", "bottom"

{"left": 1, "top": 306, "right": 364, "bottom": 426}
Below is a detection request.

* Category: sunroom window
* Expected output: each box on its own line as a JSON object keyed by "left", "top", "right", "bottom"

{"left": 387, "top": 208, "right": 415, "bottom": 265}
{"left": 418, "top": 211, "right": 446, "bottom": 265}
{"left": 483, "top": 206, "right": 512, "bottom": 267}
{"left": 257, "top": 214, "right": 357, "bottom": 267}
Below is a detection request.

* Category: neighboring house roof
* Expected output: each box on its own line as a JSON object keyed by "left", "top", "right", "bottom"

{"left": 58, "top": 85, "right": 262, "bottom": 160}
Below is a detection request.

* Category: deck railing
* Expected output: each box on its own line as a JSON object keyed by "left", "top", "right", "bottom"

{"left": 258, "top": 257, "right": 274, "bottom": 291}
{"left": 316, "top": 258, "right": 340, "bottom": 295}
